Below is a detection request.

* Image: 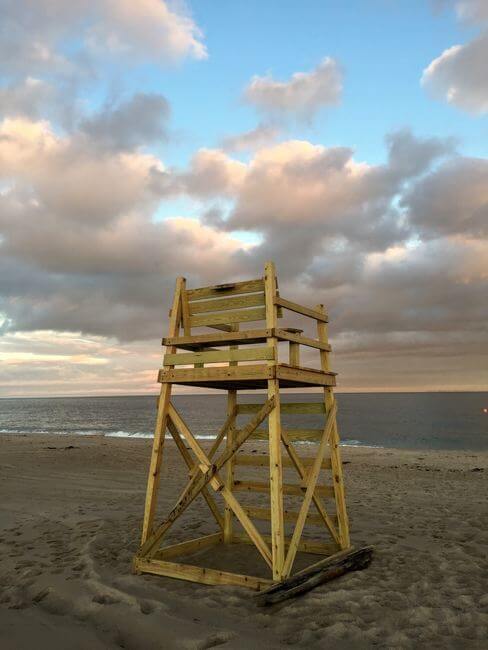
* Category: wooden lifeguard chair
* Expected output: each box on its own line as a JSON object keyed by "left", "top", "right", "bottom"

{"left": 133, "top": 261, "right": 354, "bottom": 592}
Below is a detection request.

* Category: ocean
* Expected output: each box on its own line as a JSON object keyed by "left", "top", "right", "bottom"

{"left": 0, "top": 392, "right": 487, "bottom": 451}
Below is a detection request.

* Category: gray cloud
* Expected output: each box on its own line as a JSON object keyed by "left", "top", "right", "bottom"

{"left": 220, "top": 123, "right": 280, "bottom": 153}
{"left": 403, "top": 156, "right": 488, "bottom": 239}
{"left": 80, "top": 93, "right": 170, "bottom": 151}
{"left": 244, "top": 57, "right": 343, "bottom": 121}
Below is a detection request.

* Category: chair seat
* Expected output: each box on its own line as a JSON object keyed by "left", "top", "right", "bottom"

{"left": 158, "top": 363, "right": 336, "bottom": 390}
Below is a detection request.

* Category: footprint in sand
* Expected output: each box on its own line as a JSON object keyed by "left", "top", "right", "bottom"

{"left": 92, "top": 593, "right": 121, "bottom": 605}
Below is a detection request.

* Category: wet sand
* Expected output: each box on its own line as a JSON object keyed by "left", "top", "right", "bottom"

{"left": 1, "top": 434, "right": 487, "bottom": 649}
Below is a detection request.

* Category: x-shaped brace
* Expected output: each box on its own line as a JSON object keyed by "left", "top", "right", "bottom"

{"left": 138, "top": 398, "right": 276, "bottom": 569}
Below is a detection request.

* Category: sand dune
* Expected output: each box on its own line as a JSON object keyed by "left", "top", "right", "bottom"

{"left": 1, "top": 434, "right": 487, "bottom": 649}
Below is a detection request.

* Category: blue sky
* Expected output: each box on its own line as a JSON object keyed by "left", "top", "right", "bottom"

{"left": 102, "top": 0, "right": 487, "bottom": 168}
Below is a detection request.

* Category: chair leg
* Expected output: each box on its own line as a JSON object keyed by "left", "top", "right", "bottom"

{"left": 268, "top": 378, "right": 285, "bottom": 580}
{"left": 224, "top": 388, "right": 237, "bottom": 543}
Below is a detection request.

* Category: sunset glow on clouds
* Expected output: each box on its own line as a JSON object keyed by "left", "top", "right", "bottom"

{"left": 0, "top": 1, "right": 487, "bottom": 396}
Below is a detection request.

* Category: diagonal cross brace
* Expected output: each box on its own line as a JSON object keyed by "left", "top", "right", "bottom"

{"left": 138, "top": 397, "right": 276, "bottom": 566}
{"left": 281, "top": 426, "right": 340, "bottom": 546}
{"left": 167, "top": 418, "right": 224, "bottom": 530}
{"left": 282, "top": 401, "right": 338, "bottom": 577}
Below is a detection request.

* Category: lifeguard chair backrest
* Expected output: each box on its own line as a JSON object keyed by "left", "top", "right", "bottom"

{"left": 181, "top": 276, "right": 282, "bottom": 335}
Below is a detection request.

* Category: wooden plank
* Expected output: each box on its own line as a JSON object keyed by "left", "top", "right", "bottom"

{"left": 283, "top": 402, "right": 337, "bottom": 577}
{"left": 264, "top": 260, "right": 285, "bottom": 581}
{"left": 135, "top": 558, "right": 272, "bottom": 591}
{"left": 235, "top": 454, "right": 331, "bottom": 470}
{"left": 237, "top": 402, "right": 326, "bottom": 415}
{"left": 224, "top": 380, "right": 237, "bottom": 543}
{"left": 163, "top": 329, "right": 272, "bottom": 350}
{"left": 189, "top": 292, "right": 265, "bottom": 314}
{"left": 276, "top": 365, "right": 336, "bottom": 387}
{"left": 159, "top": 364, "right": 274, "bottom": 384}
{"left": 187, "top": 279, "right": 264, "bottom": 302}
{"left": 141, "top": 276, "right": 184, "bottom": 545}
{"left": 255, "top": 547, "right": 373, "bottom": 605}
{"left": 181, "top": 289, "right": 191, "bottom": 337}
{"left": 233, "top": 481, "right": 334, "bottom": 497}
{"left": 190, "top": 306, "right": 267, "bottom": 328}
{"left": 289, "top": 341, "right": 300, "bottom": 367}
{"left": 248, "top": 428, "right": 324, "bottom": 441}
{"left": 242, "top": 506, "right": 337, "bottom": 527}
{"left": 274, "top": 296, "right": 328, "bottom": 322}
{"left": 164, "top": 347, "right": 274, "bottom": 366}
{"left": 274, "top": 328, "right": 331, "bottom": 351}
{"left": 232, "top": 533, "right": 339, "bottom": 557}
{"left": 155, "top": 533, "right": 223, "bottom": 560}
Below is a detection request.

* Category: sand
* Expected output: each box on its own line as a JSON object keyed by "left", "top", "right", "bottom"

{"left": 0, "top": 433, "right": 487, "bottom": 649}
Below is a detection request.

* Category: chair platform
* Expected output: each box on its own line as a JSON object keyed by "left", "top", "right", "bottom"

{"left": 158, "top": 363, "right": 336, "bottom": 390}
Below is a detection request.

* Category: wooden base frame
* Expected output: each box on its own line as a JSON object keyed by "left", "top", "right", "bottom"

{"left": 134, "top": 262, "right": 355, "bottom": 592}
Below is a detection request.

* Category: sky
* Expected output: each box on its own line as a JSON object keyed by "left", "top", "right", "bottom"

{"left": 0, "top": 0, "right": 487, "bottom": 397}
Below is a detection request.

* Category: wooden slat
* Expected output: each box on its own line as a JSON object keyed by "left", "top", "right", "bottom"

{"left": 233, "top": 481, "right": 334, "bottom": 497}
{"left": 242, "top": 506, "right": 337, "bottom": 527}
{"left": 232, "top": 533, "right": 339, "bottom": 557}
{"left": 237, "top": 402, "right": 326, "bottom": 414}
{"left": 235, "top": 454, "right": 331, "bottom": 470}
{"left": 134, "top": 558, "right": 272, "bottom": 591}
{"left": 164, "top": 347, "right": 274, "bottom": 366}
{"left": 159, "top": 364, "right": 274, "bottom": 384}
{"left": 155, "top": 533, "right": 222, "bottom": 560}
{"left": 189, "top": 293, "right": 265, "bottom": 314}
{"left": 163, "top": 328, "right": 272, "bottom": 350}
{"left": 274, "top": 328, "right": 331, "bottom": 351}
{"left": 277, "top": 365, "right": 336, "bottom": 387}
{"left": 190, "top": 306, "right": 267, "bottom": 327}
{"left": 187, "top": 279, "right": 264, "bottom": 302}
{"left": 247, "top": 428, "right": 324, "bottom": 441}
{"left": 274, "top": 297, "right": 328, "bottom": 322}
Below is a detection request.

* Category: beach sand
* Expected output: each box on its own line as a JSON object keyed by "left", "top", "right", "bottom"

{"left": 0, "top": 433, "right": 487, "bottom": 649}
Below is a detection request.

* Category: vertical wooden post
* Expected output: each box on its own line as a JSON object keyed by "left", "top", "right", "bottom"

{"left": 224, "top": 325, "right": 238, "bottom": 543}
{"left": 289, "top": 341, "right": 300, "bottom": 366}
{"left": 141, "top": 277, "right": 185, "bottom": 544}
{"left": 264, "top": 261, "right": 285, "bottom": 580}
{"left": 315, "top": 304, "right": 350, "bottom": 549}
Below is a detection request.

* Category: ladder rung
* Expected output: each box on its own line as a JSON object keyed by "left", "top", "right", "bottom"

{"left": 233, "top": 481, "right": 334, "bottom": 497}
{"left": 235, "top": 454, "right": 331, "bottom": 469}
{"left": 233, "top": 533, "right": 339, "bottom": 556}
{"left": 237, "top": 402, "right": 326, "bottom": 415}
{"left": 242, "top": 506, "right": 338, "bottom": 527}
{"left": 247, "top": 428, "right": 324, "bottom": 441}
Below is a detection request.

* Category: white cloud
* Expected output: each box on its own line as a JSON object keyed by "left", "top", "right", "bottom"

{"left": 87, "top": 0, "right": 207, "bottom": 62}
{"left": 422, "top": 1, "right": 488, "bottom": 113}
{"left": 244, "top": 57, "right": 343, "bottom": 121}
{"left": 0, "top": 0, "right": 206, "bottom": 82}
